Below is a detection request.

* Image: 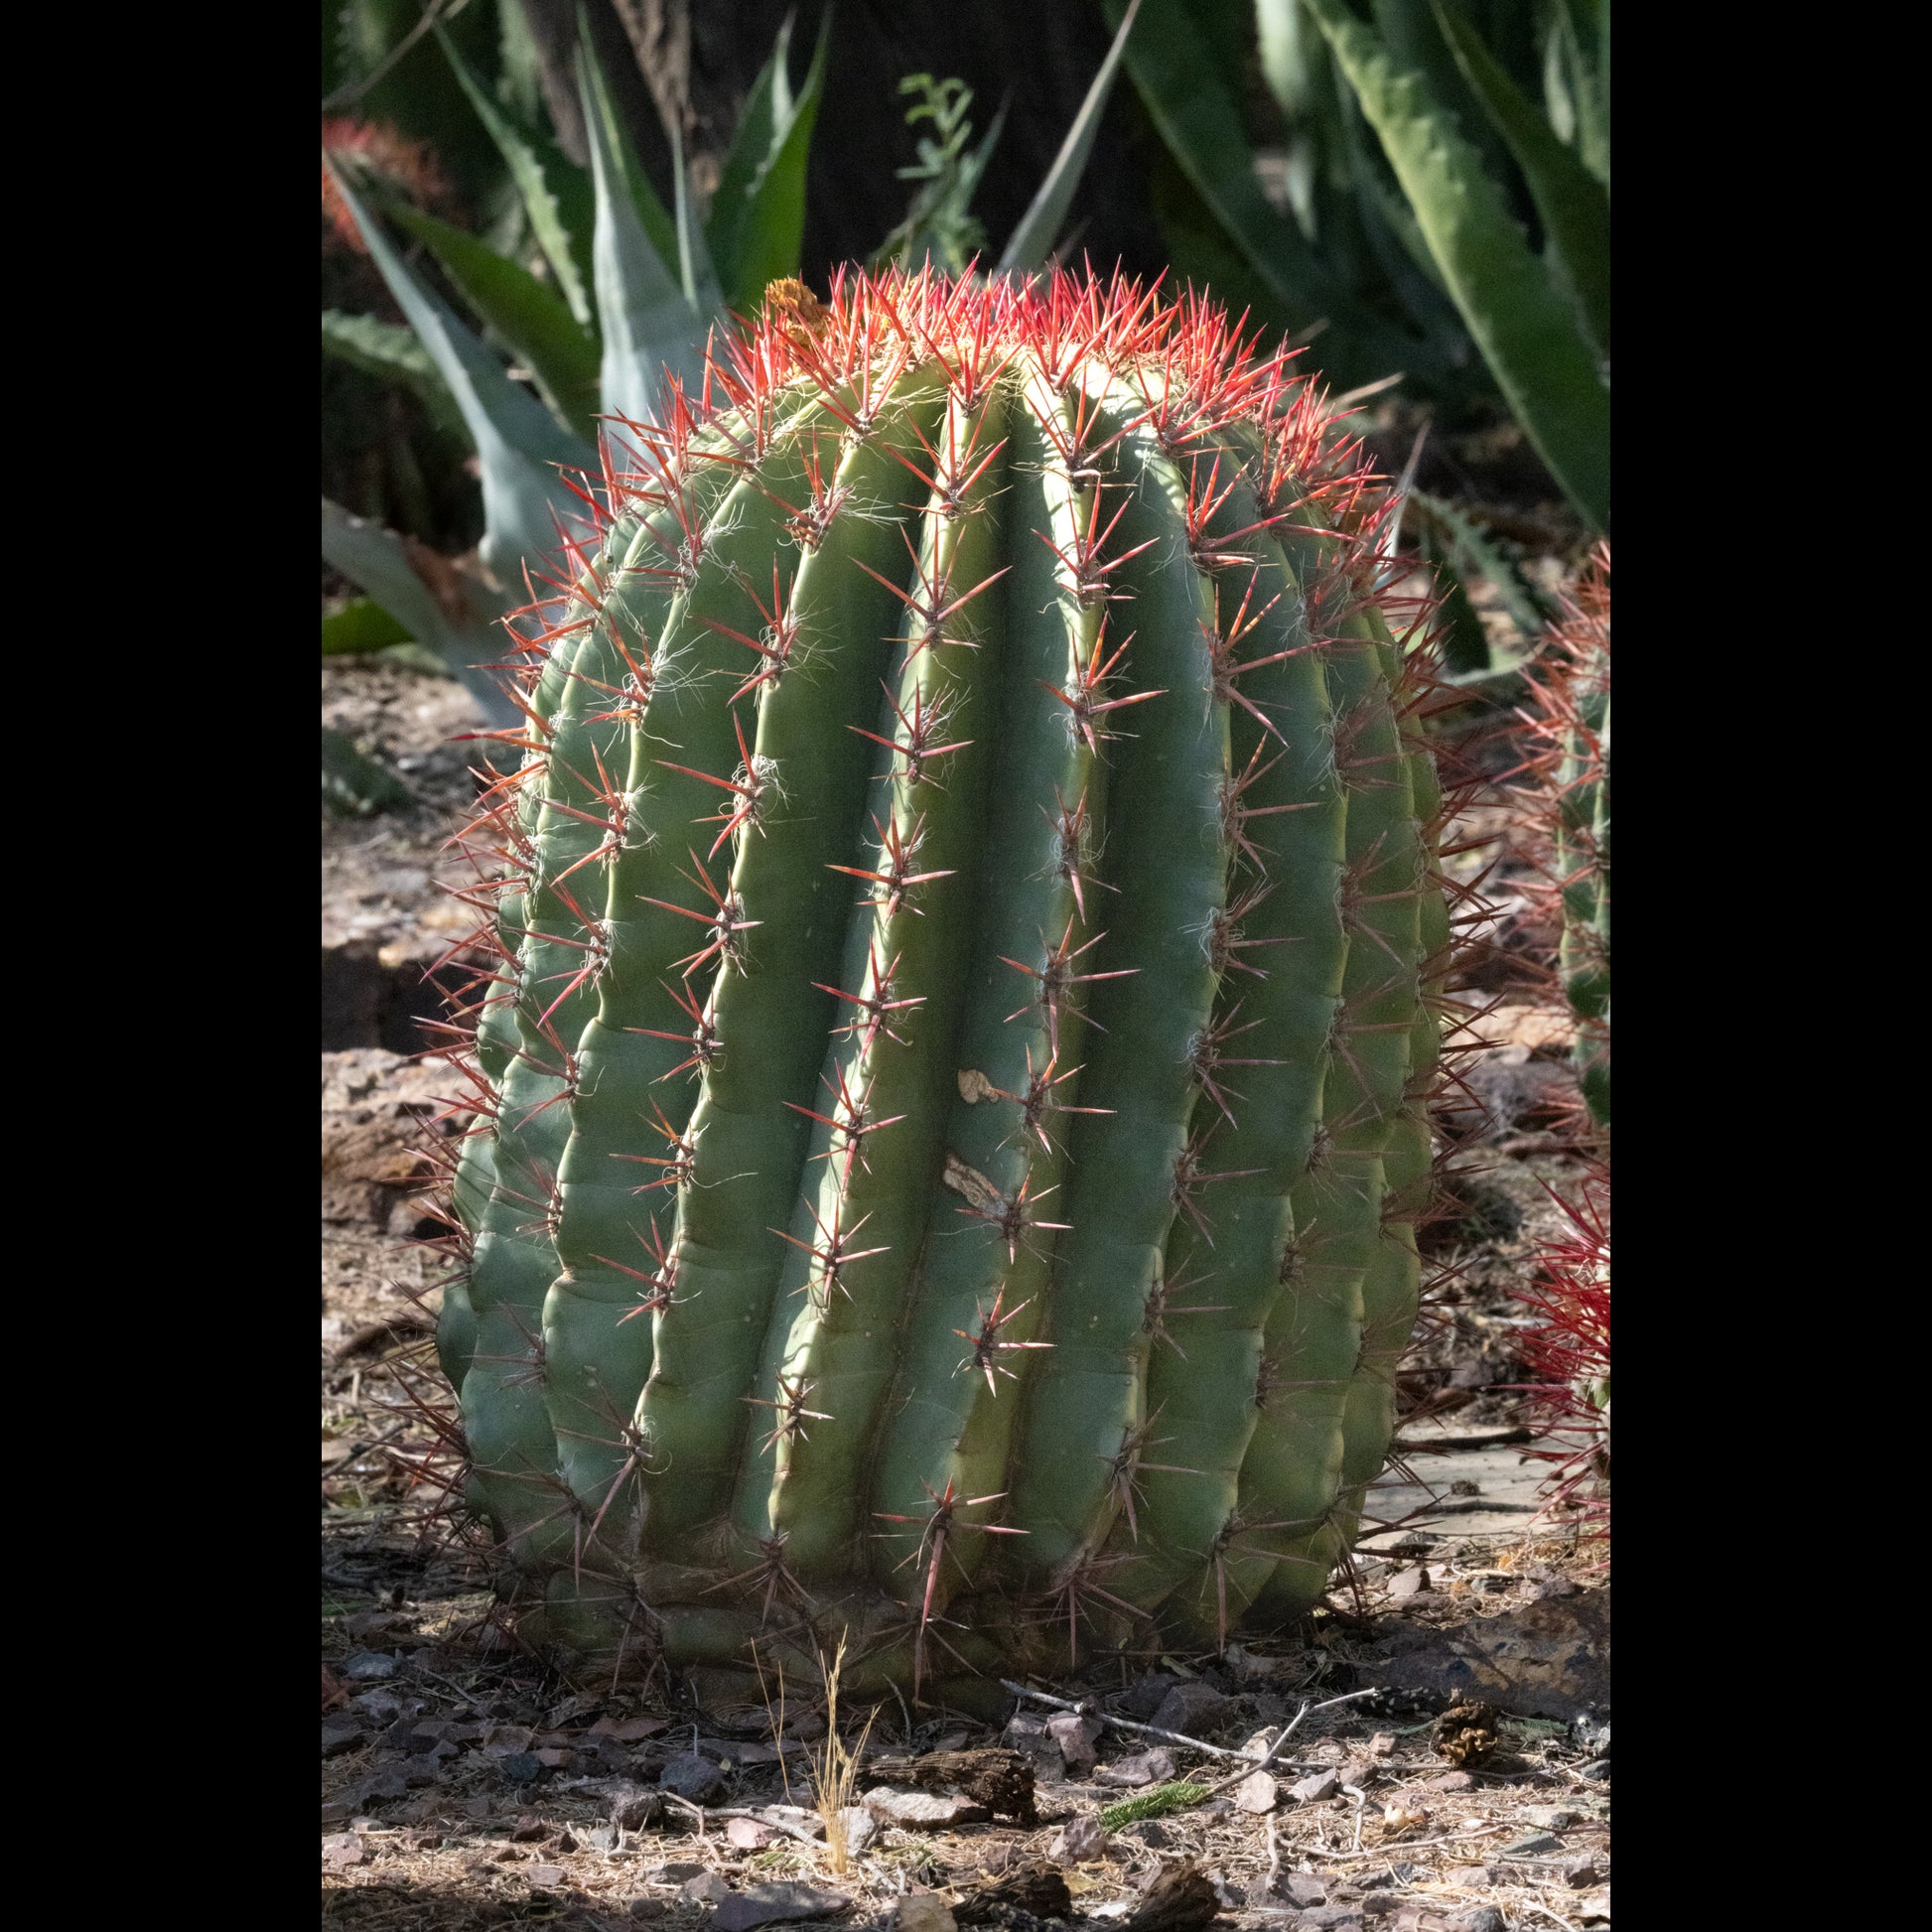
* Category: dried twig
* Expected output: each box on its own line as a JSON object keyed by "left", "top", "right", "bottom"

{"left": 656, "top": 1792, "right": 824, "bottom": 1850}
{"left": 1198, "top": 1690, "right": 1387, "bottom": 1796}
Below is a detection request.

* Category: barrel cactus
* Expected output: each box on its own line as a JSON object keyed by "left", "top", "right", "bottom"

{"left": 1517, "top": 542, "right": 1608, "bottom": 1129}
{"left": 429, "top": 265, "right": 1457, "bottom": 1697}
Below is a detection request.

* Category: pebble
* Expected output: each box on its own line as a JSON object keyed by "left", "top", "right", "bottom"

{"left": 499, "top": 1752, "right": 544, "bottom": 1786}
{"left": 1578, "top": 1757, "right": 1611, "bottom": 1780}
{"left": 837, "top": 1808, "right": 877, "bottom": 1856}
{"left": 1047, "top": 1713, "right": 1103, "bottom": 1776}
{"left": 1560, "top": 1853, "right": 1603, "bottom": 1888}
{"left": 1421, "top": 1770, "right": 1474, "bottom": 1793}
{"left": 1097, "top": 1747, "right": 1176, "bottom": 1787}
{"left": 1047, "top": 1815, "right": 1112, "bottom": 1863}
{"left": 727, "top": 1817, "right": 778, "bottom": 1850}
{"left": 1525, "top": 1807, "right": 1578, "bottom": 1830}
{"left": 1294, "top": 1908, "right": 1363, "bottom": 1930}
{"left": 659, "top": 1752, "right": 728, "bottom": 1806}
{"left": 1122, "top": 1821, "right": 1171, "bottom": 1849}
{"left": 1150, "top": 1681, "right": 1231, "bottom": 1737}
{"left": 865, "top": 1785, "right": 988, "bottom": 1827}
{"left": 1233, "top": 1771, "right": 1279, "bottom": 1814}
{"left": 1445, "top": 1910, "right": 1505, "bottom": 1932}
{"left": 892, "top": 1895, "right": 957, "bottom": 1932}
{"left": 1499, "top": 1832, "right": 1563, "bottom": 1856}
{"left": 609, "top": 1783, "right": 662, "bottom": 1832}
{"left": 627, "top": 1902, "right": 668, "bottom": 1921}
{"left": 1291, "top": 1770, "right": 1339, "bottom": 1804}
{"left": 713, "top": 1882, "right": 852, "bottom": 1932}
{"left": 343, "top": 1651, "right": 400, "bottom": 1681}
{"left": 681, "top": 1872, "right": 735, "bottom": 1906}
{"left": 1271, "top": 1874, "right": 1325, "bottom": 1907}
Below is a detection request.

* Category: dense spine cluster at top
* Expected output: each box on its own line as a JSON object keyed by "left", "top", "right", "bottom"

{"left": 419, "top": 267, "right": 1468, "bottom": 1695}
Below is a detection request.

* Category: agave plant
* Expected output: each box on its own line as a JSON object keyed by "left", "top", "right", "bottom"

{"left": 321, "top": 7, "right": 1142, "bottom": 731}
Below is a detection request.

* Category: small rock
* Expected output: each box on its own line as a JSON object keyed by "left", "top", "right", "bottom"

{"left": 1047, "top": 1815, "right": 1111, "bottom": 1863}
{"left": 1525, "top": 1807, "right": 1577, "bottom": 1831}
{"left": 321, "top": 1833, "right": 365, "bottom": 1866}
{"left": 891, "top": 1893, "right": 957, "bottom": 1932}
{"left": 1291, "top": 1770, "right": 1338, "bottom": 1804}
{"left": 1123, "top": 1822, "right": 1171, "bottom": 1849}
{"left": 509, "top": 1818, "right": 551, "bottom": 1843}
{"left": 525, "top": 1865, "right": 568, "bottom": 1888}
{"left": 836, "top": 1808, "right": 877, "bottom": 1856}
{"left": 1149, "top": 1682, "right": 1230, "bottom": 1738}
{"left": 1233, "top": 1771, "right": 1278, "bottom": 1814}
{"left": 1295, "top": 1909, "right": 1363, "bottom": 1930}
{"left": 584, "top": 1824, "right": 621, "bottom": 1853}
{"left": 1004, "top": 1713, "right": 1061, "bottom": 1768}
{"left": 629, "top": 1903, "right": 668, "bottom": 1922}
{"left": 655, "top": 1863, "right": 706, "bottom": 1883}
{"left": 533, "top": 1746, "right": 574, "bottom": 1770}
{"left": 1368, "top": 1732, "right": 1396, "bottom": 1756}
{"left": 1271, "top": 1874, "right": 1325, "bottom": 1908}
{"left": 1206, "top": 1872, "right": 1244, "bottom": 1910}
{"left": 712, "top": 1882, "right": 852, "bottom": 1932}
{"left": 681, "top": 1872, "right": 736, "bottom": 1906}
{"left": 610, "top": 1784, "right": 662, "bottom": 1832}
{"left": 765, "top": 1806, "right": 825, "bottom": 1839}
{"left": 1420, "top": 1771, "right": 1474, "bottom": 1793}
{"left": 1097, "top": 1747, "right": 1176, "bottom": 1787}
{"left": 1499, "top": 1832, "right": 1562, "bottom": 1857}
{"left": 728, "top": 1817, "right": 778, "bottom": 1850}
{"left": 1577, "top": 1757, "right": 1611, "bottom": 1780}
{"left": 322, "top": 1723, "right": 366, "bottom": 1759}
{"left": 1116, "top": 1673, "right": 1182, "bottom": 1720}
{"left": 499, "top": 1752, "right": 545, "bottom": 1787}
{"left": 1445, "top": 1910, "right": 1505, "bottom": 1932}
{"left": 1559, "top": 1854, "right": 1602, "bottom": 1888}
{"left": 1573, "top": 1886, "right": 1611, "bottom": 1923}
{"left": 1047, "top": 1713, "right": 1104, "bottom": 1776}
{"left": 1336, "top": 1759, "right": 1377, "bottom": 1791}
{"left": 660, "top": 1752, "right": 729, "bottom": 1806}
{"left": 343, "top": 1651, "right": 400, "bottom": 1681}
{"left": 1386, "top": 1567, "right": 1432, "bottom": 1598}
{"left": 1439, "top": 1868, "right": 1494, "bottom": 1888}
{"left": 865, "top": 1785, "right": 988, "bottom": 1827}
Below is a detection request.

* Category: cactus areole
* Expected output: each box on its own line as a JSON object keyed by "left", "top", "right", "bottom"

{"left": 433, "top": 267, "right": 1454, "bottom": 1695}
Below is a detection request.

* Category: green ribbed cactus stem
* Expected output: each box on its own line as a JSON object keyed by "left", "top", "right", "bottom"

{"left": 430, "top": 268, "right": 1459, "bottom": 1683}
{"left": 1524, "top": 543, "right": 1609, "bottom": 1132}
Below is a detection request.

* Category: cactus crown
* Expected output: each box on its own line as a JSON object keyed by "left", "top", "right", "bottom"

{"left": 428, "top": 265, "right": 1455, "bottom": 1695}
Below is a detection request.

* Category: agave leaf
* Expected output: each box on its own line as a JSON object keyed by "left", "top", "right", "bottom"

{"left": 1418, "top": 490, "right": 1560, "bottom": 642}
{"left": 390, "top": 204, "right": 602, "bottom": 440}
{"left": 668, "top": 118, "right": 723, "bottom": 315}
{"left": 576, "top": 37, "right": 714, "bottom": 433}
{"left": 323, "top": 160, "right": 597, "bottom": 583}
{"left": 321, "top": 496, "right": 522, "bottom": 729}
{"left": 436, "top": 19, "right": 597, "bottom": 330}
{"left": 1430, "top": 0, "right": 1608, "bottom": 361}
{"left": 1556, "top": 0, "right": 1609, "bottom": 185}
{"left": 322, "top": 597, "right": 413, "bottom": 657}
{"left": 999, "top": 0, "right": 1140, "bottom": 273}
{"left": 1303, "top": 0, "right": 1608, "bottom": 529}
{"left": 1415, "top": 513, "right": 1491, "bottom": 676}
{"left": 323, "top": 726, "right": 413, "bottom": 819}
{"left": 707, "top": 9, "right": 831, "bottom": 313}
{"left": 321, "top": 310, "right": 467, "bottom": 438}
{"left": 1104, "top": 0, "right": 1425, "bottom": 383}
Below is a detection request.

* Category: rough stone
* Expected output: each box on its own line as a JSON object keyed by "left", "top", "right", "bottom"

{"left": 1445, "top": 1910, "right": 1505, "bottom": 1932}
{"left": 836, "top": 1809, "right": 877, "bottom": 1856}
{"left": 891, "top": 1896, "right": 956, "bottom": 1932}
{"left": 1097, "top": 1747, "right": 1176, "bottom": 1787}
{"left": 1149, "top": 1683, "right": 1230, "bottom": 1738}
{"left": 1498, "top": 1833, "right": 1562, "bottom": 1857}
{"left": 1270, "top": 1873, "right": 1326, "bottom": 1907}
{"left": 1047, "top": 1713, "right": 1104, "bottom": 1776}
{"left": 865, "top": 1786, "right": 989, "bottom": 1828}
{"left": 1368, "top": 1587, "right": 1609, "bottom": 1720}
{"left": 659, "top": 1752, "right": 728, "bottom": 1806}
{"left": 1290, "top": 1770, "right": 1338, "bottom": 1804}
{"left": 1047, "top": 1815, "right": 1111, "bottom": 1863}
{"left": 1116, "top": 1674, "right": 1182, "bottom": 1720}
{"left": 1232, "top": 1771, "right": 1278, "bottom": 1814}
{"left": 680, "top": 1872, "right": 735, "bottom": 1906}
{"left": 712, "top": 1883, "right": 851, "bottom": 1932}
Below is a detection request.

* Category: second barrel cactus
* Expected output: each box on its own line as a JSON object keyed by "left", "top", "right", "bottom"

{"left": 432, "top": 267, "right": 1456, "bottom": 1694}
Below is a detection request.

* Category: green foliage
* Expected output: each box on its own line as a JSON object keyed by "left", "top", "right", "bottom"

{"left": 1098, "top": 1784, "right": 1215, "bottom": 1830}
{"left": 322, "top": 726, "right": 412, "bottom": 817}
{"left": 876, "top": 76, "right": 1008, "bottom": 275}
{"left": 431, "top": 271, "right": 1452, "bottom": 1687}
